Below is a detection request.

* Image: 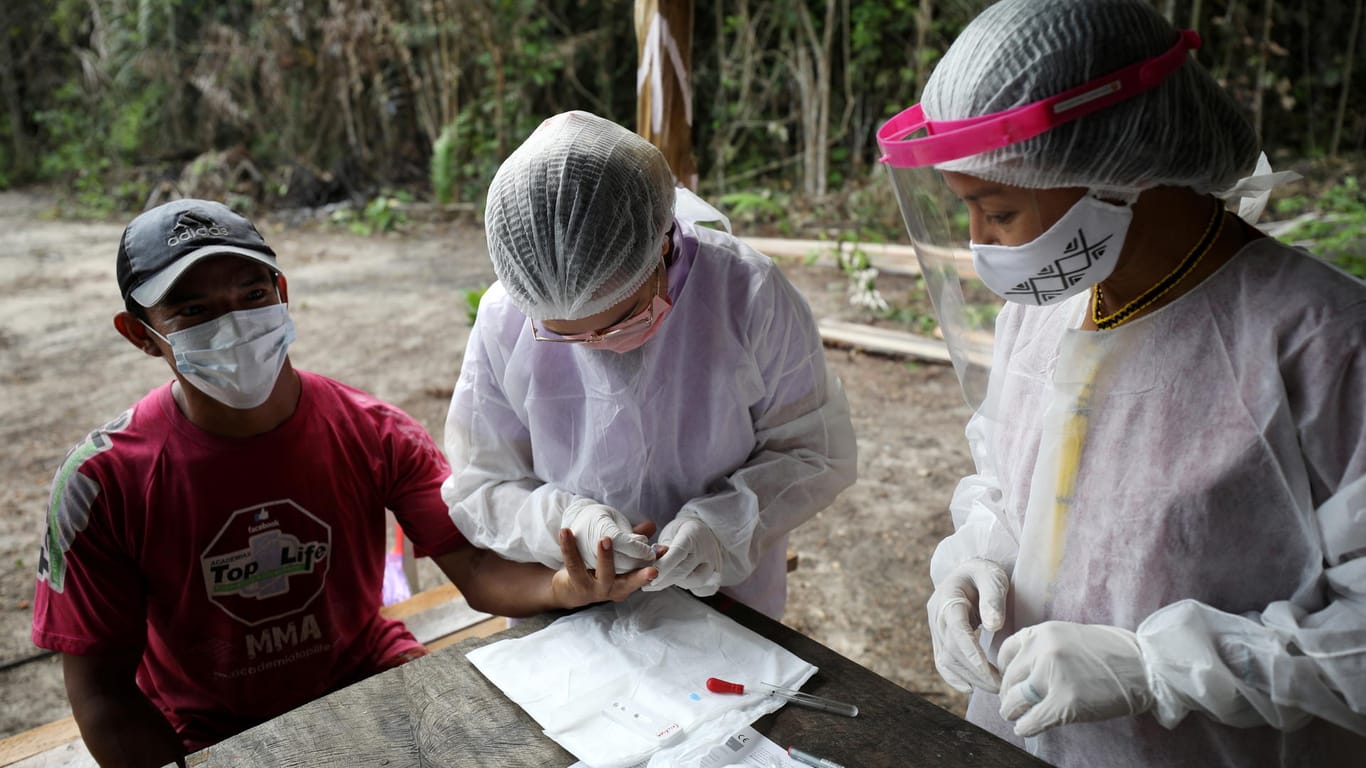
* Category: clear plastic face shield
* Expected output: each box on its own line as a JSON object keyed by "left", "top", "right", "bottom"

{"left": 876, "top": 30, "right": 1201, "bottom": 409}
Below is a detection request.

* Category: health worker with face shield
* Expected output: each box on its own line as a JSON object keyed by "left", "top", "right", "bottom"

{"left": 443, "top": 110, "right": 858, "bottom": 619}
{"left": 877, "top": 0, "right": 1366, "bottom": 766}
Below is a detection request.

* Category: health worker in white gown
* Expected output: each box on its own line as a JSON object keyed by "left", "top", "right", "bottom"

{"left": 876, "top": 0, "right": 1366, "bottom": 766}
{"left": 442, "top": 111, "right": 857, "bottom": 620}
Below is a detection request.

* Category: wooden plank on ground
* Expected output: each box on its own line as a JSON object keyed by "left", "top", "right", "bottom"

{"left": 6, "top": 740, "right": 94, "bottom": 768}
{"left": 0, "top": 717, "right": 86, "bottom": 768}
{"left": 427, "top": 617, "right": 508, "bottom": 653}
{"left": 818, "top": 319, "right": 953, "bottom": 363}
{"left": 401, "top": 598, "right": 497, "bottom": 648}
{"left": 742, "top": 237, "right": 924, "bottom": 276}
{"left": 379, "top": 582, "right": 462, "bottom": 620}
{"left": 381, "top": 582, "right": 506, "bottom": 649}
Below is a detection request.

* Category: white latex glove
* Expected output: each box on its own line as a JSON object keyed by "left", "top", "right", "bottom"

{"left": 997, "top": 621, "right": 1156, "bottom": 737}
{"left": 642, "top": 517, "right": 723, "bottom": 596}
{"left": 560, "top": 499, "right": 655, "bottom": 574}
{"left": 925, "top": 558, "right": 1009, "bottom": 693}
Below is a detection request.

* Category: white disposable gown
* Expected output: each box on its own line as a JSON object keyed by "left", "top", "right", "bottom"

{"left": 444, "top": 220, "right": 857, "bottom": 618}
{"left": 932, "top": 238, "right": 1366, "bottom": 767}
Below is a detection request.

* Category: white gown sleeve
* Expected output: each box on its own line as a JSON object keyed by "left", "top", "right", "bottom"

{"left": 1138, "top": 305, "right": 1366, "bottom": 735}
{"left": 671, "top": 268, "right": 857, "bottom": 586}
{"left": 441, "top": 317, "right": 577, "bottom": 570}
{"left": 929, "top": 409, "right": 1022, "bottom": 587}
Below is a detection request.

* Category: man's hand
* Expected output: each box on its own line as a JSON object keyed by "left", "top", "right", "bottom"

{"left": 550, "top": 521, "right": 658, "bottom": 609}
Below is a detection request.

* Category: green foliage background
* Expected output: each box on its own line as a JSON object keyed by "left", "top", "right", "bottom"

{"left": 1, "top": 0, "right": 1364, "bottom": 251}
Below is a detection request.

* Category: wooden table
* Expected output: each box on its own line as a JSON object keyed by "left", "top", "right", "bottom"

{"left": 187, "top": 595, "right": 1046, "bottom": 768}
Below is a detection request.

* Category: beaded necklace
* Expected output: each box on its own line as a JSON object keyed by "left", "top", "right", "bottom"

{"left": 1092, "top": 201, "right": 1224, "bottom": 330}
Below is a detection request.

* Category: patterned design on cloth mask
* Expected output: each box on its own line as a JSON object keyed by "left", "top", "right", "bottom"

{"left": 970, "top": 193, "right": 1131, "bottom": 306}
{"left": 1009, "top": 230, "right": 1117, "bottom": 304}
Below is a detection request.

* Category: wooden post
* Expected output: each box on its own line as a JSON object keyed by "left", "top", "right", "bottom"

{"left": 634, "top": 0, "right": 698, "bottom": 190}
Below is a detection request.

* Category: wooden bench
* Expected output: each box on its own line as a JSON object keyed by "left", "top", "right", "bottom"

{"left": 0, "top": 717, "right": 87, "bottom": 768}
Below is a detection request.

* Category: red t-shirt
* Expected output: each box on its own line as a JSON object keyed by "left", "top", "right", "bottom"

{"left": 31, "top": 371, "right": 467, "bottom": 750}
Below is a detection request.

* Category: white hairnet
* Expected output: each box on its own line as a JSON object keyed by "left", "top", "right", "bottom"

{"left": 484, "top": 110, "right": 676, "bottom": 322}
{"left": 921, "top": 0, "right": 1260, "bottom": 195}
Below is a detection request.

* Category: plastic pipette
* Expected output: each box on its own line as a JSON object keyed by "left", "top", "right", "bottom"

{"left": 705, "top": 677, "right": 859, "bottom": 717}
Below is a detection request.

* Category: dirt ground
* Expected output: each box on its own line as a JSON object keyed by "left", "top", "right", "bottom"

{"left": 0, "top": 188, "right": 973, "bottom": 740}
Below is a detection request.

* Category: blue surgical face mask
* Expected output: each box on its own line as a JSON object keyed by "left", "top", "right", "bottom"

{"left": 143, "top": 302, "right": 296, "bottom": 409}
{"left": 970, "top": 193, "right": 1132, "bottom": 305}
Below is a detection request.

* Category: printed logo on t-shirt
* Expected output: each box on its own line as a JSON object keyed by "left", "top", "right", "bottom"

{"left": 200, "top": 499, "right": 332, "bottom": 627}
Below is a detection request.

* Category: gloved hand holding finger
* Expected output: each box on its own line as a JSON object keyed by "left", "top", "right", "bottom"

{"left": 552, "top": 528, "right": 657, "bottom": 608}
{"left": 997, "top": 621, "right": 1156, "bottom": 738}
{"left": 642, "top": 517, "right": 724, "bottom": 596}
{"left": 925, "top": 558, "right": 1010, "bottom": 693}
{"left": 561, "top": 498, "right": 655, "bottom": 573}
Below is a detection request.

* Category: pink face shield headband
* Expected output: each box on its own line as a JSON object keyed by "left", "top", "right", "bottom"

{"left": 877, "top": 29, "right": 1202, "bottom": 169}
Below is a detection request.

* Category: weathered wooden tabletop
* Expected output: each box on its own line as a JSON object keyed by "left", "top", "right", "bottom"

{"left": 187, "top": 595, "right": 1046, "bottom": 768}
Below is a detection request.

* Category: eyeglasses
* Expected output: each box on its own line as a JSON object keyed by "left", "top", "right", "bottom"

{"left": 531, "top": 262, "right": 664, "bottom": 344}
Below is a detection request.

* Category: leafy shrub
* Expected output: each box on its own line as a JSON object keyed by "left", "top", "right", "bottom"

{"left": 329, "top": 192, "right": 412, "bottom": 236}
{"left": 464, "top": 285, "right": 488, "bottom": 327}
{"left": 1277, "top": 176, "right": 1366, "bottom": 279}
{"left": 718, "top": 189, "right": 790, "bottom": 227}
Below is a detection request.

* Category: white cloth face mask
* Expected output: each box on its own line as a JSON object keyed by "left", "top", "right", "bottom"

{"left": 970, "top": 193, "right": 1132, "bottom": 305}
{"left": 143, "top": 302, "right": 296, "bottom": 409}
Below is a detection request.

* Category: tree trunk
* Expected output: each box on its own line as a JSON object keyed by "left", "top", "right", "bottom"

{"left": 710, "top": 0, "right": 727, "bottom": 193}
{"left": 790, "top": 0, "right": 837, "bottom": 198}
{"left": 1252, "top": 0, "right": 1275, "bottom": 142}
{"left": 915, "top": 0, "right": 934, "bottom": 97}
{"left": 635, "top": 0, "right": 697, "bottom": 190}
{"left": 1331, "top": 0, "right": 1364, "bottom": 157}
{"left": 0, "top": 3, "right": 31, "bottom": 179}
{"left": 1215, "top": 0, "right": 1241, "bottom": 88}
{"left": 1303, "top": 0, "right": 1317, "bottom": 155}
{"left": 708, "top": 0, "right": 770, "bottom": 196}
{"left": 792, "top": 35, "right": 817, "bottom": 197}
{"left": 1187, "top": 0, "right": 1203, "bottom": 37}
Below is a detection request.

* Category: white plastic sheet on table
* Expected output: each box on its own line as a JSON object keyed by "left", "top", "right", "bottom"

{"left": 466, "top": 589, "right": 816, "bottom": 768}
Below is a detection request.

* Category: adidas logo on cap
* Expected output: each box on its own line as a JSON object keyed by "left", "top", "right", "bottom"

{"left": 167, "top": 212, "right": 231, "bottom": 247}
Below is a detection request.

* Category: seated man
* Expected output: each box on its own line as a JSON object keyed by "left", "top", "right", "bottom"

{"left": 30, "top": 199, "right": 653, "bottom": 768}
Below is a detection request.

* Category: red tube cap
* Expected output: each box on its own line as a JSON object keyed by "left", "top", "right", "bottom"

{"left": 706, "top": 677, "right": 745, "bottom": 694}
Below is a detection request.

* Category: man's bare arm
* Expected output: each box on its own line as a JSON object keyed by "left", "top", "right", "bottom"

{"left": 433, "top": 523, "right": 658, "bottom": 617}
{"left": 63, "top": 651, "right": 185, "bottom": 768}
